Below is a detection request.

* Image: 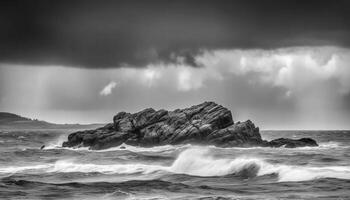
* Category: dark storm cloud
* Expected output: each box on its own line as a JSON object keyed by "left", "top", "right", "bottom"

{"left": 0, "top": 0, "right": 350, "bottom": 68}
{"left": 2, "top": 46, "right": 350, "bottom": 128}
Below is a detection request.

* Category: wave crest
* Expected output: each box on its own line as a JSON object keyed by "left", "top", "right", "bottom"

{"left": 171, "top": 147, "right": 350, "bottom": 182}
{"left": 2, "top": 147, "right": 350, "bottom": 182}
{"left": 169, "top": 148, "right": 262, "bottom": 177}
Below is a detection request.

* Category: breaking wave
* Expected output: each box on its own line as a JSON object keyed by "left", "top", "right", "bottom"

{"left": 169, "top": 147, "right": 350, "bottom": 182}
{"left": 44, "top": 134, "right": 70, "bottom": 149}
{"left": 1, "top": 147, "right": 350, "bottom": 182}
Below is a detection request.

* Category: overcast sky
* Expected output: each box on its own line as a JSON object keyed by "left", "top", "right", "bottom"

{"left": 1, "top": 0, "right": 350, "bottom": 129}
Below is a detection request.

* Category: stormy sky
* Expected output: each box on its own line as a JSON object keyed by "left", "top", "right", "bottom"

{"left": 1, "top": 0, "right": 350, "bottom": 129}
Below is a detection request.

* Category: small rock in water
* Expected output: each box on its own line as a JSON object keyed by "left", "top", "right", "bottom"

{"left": 267, "top": 138, "right": 318, "bottom": 148}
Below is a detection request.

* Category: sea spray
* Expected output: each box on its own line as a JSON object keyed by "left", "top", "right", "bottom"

{"left": 2, "top": 130, "right": 350, "bottom": 199}
{"left": 171, "top": 147, "right": 350, "bottom": 182}
{"left": 2, "top": 147, "right": 350, "bottom": 182}
{"left": 45, "top": 133, "right": 70, "bottom": 149}
{"left": 169, "top": 147, "right": 262, "bottom": 177}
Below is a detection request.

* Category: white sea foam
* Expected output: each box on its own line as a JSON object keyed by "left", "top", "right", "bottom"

{"left": 169, "top": 147, "right": 261, "bottom": 176}
{"left": 263, "top": 165, "right": 350, "bottom": 182}
{"left": 318, "top": 141, "right": 342, "bottom": 148}
{"left": 2, "top": 147, "right": 350, "bottom": 182}
{"left": 45, "top": 142, "right": 191, "bottom": 153}
{"left": 0, "top": 164, "right": 50, "bottom": 174}
{"left": 0, "top": 161, "right": 165, "bottom": 175}
{"left": 95, "top": 143, "right": 192, "bottom": 153}
{"left": 47, "top": 160, "right": 164, "bottom": 174}
{"left": 170, "top": 147, "right": 350, "bottom": 182}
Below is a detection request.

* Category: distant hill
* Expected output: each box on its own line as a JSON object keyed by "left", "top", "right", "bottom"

{"left": 0, "top": 112, "right": 104, "bottom": 130}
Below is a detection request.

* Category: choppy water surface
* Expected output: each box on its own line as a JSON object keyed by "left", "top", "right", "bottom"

{"left": 0, "top": 130, "right": 349, "bottom": 199}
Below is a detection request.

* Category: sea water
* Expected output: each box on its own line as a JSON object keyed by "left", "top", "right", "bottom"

{"left": 0, "top": 130, "right": 349, "bottom": 199}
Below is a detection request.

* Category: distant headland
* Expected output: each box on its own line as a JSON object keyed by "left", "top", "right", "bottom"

{"left": 0, "top": 112, "right": 103, "bottom": 130}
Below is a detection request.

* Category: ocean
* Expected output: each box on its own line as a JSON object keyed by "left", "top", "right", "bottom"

{"left": 0, "top": 130, "right": 349, "bottom": 200}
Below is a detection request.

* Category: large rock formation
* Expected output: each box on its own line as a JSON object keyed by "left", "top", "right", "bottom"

{"left": 62, "top": 102, "right": 318, "bottom": 150}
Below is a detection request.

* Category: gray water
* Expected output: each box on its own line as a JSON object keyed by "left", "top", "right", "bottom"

{"left": 0, "top": 130, "right": 349, "bottom": 199}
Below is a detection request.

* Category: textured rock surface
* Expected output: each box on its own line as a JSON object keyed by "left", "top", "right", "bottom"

{"left": 267, "top": 138, "right": 318, "bottom": 148}
{"left": 62, "top": 102, "right": 318, "bottom": 149}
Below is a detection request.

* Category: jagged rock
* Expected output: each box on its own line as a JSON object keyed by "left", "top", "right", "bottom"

{"left": 62, "top": 102, "right": 318, "bottom": 149}
{"left": 267, "top": 138, "right": 318, "bottom": 148}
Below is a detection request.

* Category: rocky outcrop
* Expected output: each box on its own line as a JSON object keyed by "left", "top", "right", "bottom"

{"left": 266, "top": 138, "right": 318, "bottom": 148}
{"left": 62, "top": 102, "right": 318, "bottom": 149}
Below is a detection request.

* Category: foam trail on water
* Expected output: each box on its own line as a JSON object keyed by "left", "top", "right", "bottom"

{"left": 0, "top": 161, "right": 165, "bottom": 175}
{"left": 261, "top": 164, "right": 350, "bottom": 182}
{"left": 170, "top": 147, "right": 350, "bottom": 182}
{"left": 96, "top": 143, "right": 192, "bottom": 153}
{"left": 1, "top": 147, "right": 350, "bottom": 182}
{"left": 0, "top": 164, "right": 51, "bottom": 174}
{"left": 48, "top": 160, "right": 165, "bottom": 174}
{"left": 318, "top": 141, "right": 342, "bottom": 148}
{"left": 46, "top": 143, "right": 191, "bottom": 153}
